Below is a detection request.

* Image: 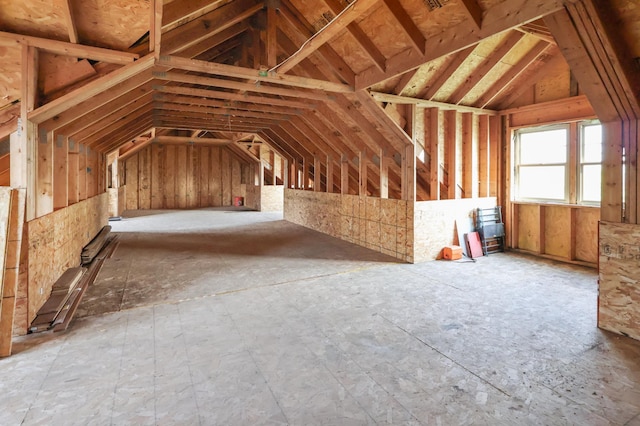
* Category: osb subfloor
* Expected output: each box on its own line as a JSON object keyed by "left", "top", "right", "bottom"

{"left": 2, "top": 208, "right": 640, "bottom": 425}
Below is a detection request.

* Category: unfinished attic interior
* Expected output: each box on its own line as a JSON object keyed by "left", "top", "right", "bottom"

{"left": 1, "top": 0, "right": 640, "bottom": 423}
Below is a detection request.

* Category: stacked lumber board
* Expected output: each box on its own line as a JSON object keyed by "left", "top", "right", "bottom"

{"left": 81, "top": 225, "right": 111, "bottom": 265}
{"left": 29, "top": 268, "right": 86, "bottom": 332}
{"left": 29, "top": 233, "right": 119, "bottom": 333}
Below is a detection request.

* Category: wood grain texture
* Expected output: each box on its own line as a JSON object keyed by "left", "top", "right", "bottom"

{"left": 599, "top": 221, "right": 640, "bottom": 340}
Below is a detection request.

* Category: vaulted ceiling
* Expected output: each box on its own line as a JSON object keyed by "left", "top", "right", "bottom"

{"left": 0, "top": 0, "right": 639, "bottom": 197}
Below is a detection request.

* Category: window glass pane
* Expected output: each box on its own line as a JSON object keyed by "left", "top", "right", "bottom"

{"left": 582, "top": 164, "right": 601, "bottom": 202}
{"left": 582, "top": 124, "right": 602, "bottom": 163}
{"left": 519, "top": 128, "right": 567, "bottom": 164}
{"left": 518, "top": 166, "right": 566, "bottom": 200}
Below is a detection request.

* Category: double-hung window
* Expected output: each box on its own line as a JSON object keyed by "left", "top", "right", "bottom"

{"left": 514, "top": 125, "right": 569, "bottom": 202}
{"left": 513, "top": 121, "right": 602, "bottom": 205}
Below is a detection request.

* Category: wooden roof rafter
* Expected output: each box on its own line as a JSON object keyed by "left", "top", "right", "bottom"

{"left": 355, "top": 0, "right": 565, "bottom": 89}
{"left": 0, "top": 31, "right": 139, "bottom": 65}
{"left": 272, "top": 0, "right": 381, "bottom": 74}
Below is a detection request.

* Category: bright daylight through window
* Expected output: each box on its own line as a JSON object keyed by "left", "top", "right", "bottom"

{"left": 514, "top": 122, "right": 602, "bottom": 205}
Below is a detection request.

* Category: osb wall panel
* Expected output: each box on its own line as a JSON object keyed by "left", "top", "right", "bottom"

{"left": 575, "top": 207, "right": 599, "bottom": 263}
{"left": 124, "top": 145, "right": 255, "bottom": 211}
{"left": 284, "top": 190, "right": 413, "bottom": 262}
{"left": 544, "top": 206, "right": 572, "bottom": 259}
{"left": 24, "top": 193, "right": 108, "bottom": 330}
{"left": 517, "top": 204, "right": 541, "bottom": 252}
{"left": 514, "top": 203, "right": 599, "bottom": 265}
{"left": 414, "top": 197, "right": 497, "bottom": 262}
{"left": 599, "top": 221, "right": 640, "bottom": 341}
{"left": 261, "top": 186, "right": 284, "bottom": 212}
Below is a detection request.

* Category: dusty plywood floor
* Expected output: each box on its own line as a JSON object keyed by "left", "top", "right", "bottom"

{"left": 2, "top": 208, "right": 640, "bottom": 425}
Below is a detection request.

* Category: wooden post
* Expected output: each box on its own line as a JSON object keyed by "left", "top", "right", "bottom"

{"left": 314, "top": 156, "right": 322, "bottom": 192}
{"left": 401, "top": 144, "right": 415, "bottom": 201}
{"left": 380, "top": 149, "right": 389, "bottom": 199}
{"left": 53, "top": 134, "right": 69, "bottom": 210}
{"left": 36, "top": 128, "right": 54, "bottom": 217}
{"left": 341, "top": 156, "right": 349, "bottom": 195}
{"left": 18, "top": 45, "right": 38, "bottom": 221}
{"left": 478, "top": 114, "right": 489, "bottom": 197}
{"left": 266, "top": 0, "right": 278, "bottom": 68}
{"left": 326, "top": 155, "right": 334, "bottom": 193}
{"left": 445, "top": 110, "right": 459, "bottom": 200}
{"left": 68, "top": 139, "right": 79, "bottom": 204}
{"left": 428, "top": 108, "right": 441, "bottom": 200}
{"left": 601, "top": 121, "right": 623, "bottom": 222}
{"left": 359, "top": 151, "right": 368, "bottom": 196}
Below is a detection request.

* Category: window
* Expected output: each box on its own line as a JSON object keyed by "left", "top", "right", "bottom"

{"left": 514, "top": 125, "right": 569, "bottom": 202}
{"left": 580, "top": 122, "right": 602, "bottom": 204}
{"left": 513, "top": 121, "right": 602, "bottom": 205}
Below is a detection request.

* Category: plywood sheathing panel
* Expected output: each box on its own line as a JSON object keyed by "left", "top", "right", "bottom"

{"left": 575, "top": 207, "right": 599, "bottom": 263}
{"left": 610, "top": 0, "right": 640, "bottom": 59}
{"left": 39, "top": 53, "right": 96, "bottom": 97}
{"left": 261, "top": 185, "right": 284, "bottom": 212}
{"left": 24, "top": 193, "right": 108, "bottom": 330}
{"left": 0, "top": 0, "right": 70, "bottom": 41}
{"left": 599, "top": 220, "right": 640, "bottom": 341}
{"left": 72, "top": 0, "right": 150, "bottom": 50}
{"left": 463, "top": 34, "right": 543, "bottom": 106}
{"left": 413, "top": 197, "right": 497, "bottom": 262}
{"left": 543, "top": 205, "right": 572, "bottom": 258}
{"left": 517, "top": 203, "right": 541, "bottom": 253}
{"left": 0, "top": 45, "right": 21, "bottom": 110}
{"left": 284, "top": 189, "right": 413, "bottom": 262}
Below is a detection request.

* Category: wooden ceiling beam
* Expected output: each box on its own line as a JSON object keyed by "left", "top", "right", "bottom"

{"left": 162, "top": 0, "right": 233, "bottom": 31}
{"left": 150, "top": 0, "right": 163, "bottom": 58}
{"left": 156, "top": 55, "right": 353, "bottom": 93}
{"left": 382, "top": 0, "right": 425, "bottom": 55}
{"left": 153, "top": 136, "right": 233, "bottom": 145}
{"left": 273, "top": 0, "right": 381, "bottom": 74}
{"left": 61, "top": 90, "right": 154, "bottom": 138}
{"left": 355, "top": 0, "right": 564, "bottom": 89}
{"left": 0, "top": 31, "right": 139, "bottom": 65}
{"left": 153, "top": 111, "right": 281, "bottom": 126}
{"left": 62, "top": 0, "right": 79, "bottom": 43}
{"left": 370, "top": 91, "right": 497, "bottom": 115}
{"left": 266, "top": 0, "right": 278, "bottom": 68}
{"left": 119, "top": 136, "right": 156, "bottom": 161}
{"left": 268, "top": 126, "right": 315, "bottom": 161}
{"left": 447, "top": 31, "right": 524, "bottom": 105}
{"left": 96, "top": 118, "right": 155, "bottom": 152}
{"left": 30, "top": 54, "right": 155, "bottom": 124}
{"left": 153, "top": 85, "right": 316, "bottom": 109}
{"left": 476, "top": 40, "right": 551, "bottom": 109}
{"left": 278, "top": 0, "right": 355, "bottom": 85}
{"left": 259, "top": 130, "right": 305, "bottom": 162}
{"left": 161, "top": 0, "right": 263, "bottom": 55}
{"left": 321, "top": 0, "right": 386, "bottom": 72}
{"left": 76, "top": 103, "right": 154, "bottom": 145}
{"left": 42, "top": 71, "right": 154, "bottom": 132}
{"left": 153, "top": 93, "right": 303, "bottom": 115}
{"left": 154, "top": 102, "right": 294, "bottom": 121}
{"left": 418, "top": 45, "right": 476, "bottom": 100}
{"left": 492, "top": 50, "right": 565, "bottom": 109}
{"left": 459, "top": 0, "right": 484, "bottom": 30}
{"left": 155, "top": 122, "right": 265, "bottom": 133}
{"left": 177, "top": 23, "right": 249, "bottom": 60}
{"left": 153, "top": 71, "right": 335, "bottom": 102}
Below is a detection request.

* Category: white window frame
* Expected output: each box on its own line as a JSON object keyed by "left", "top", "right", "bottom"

{"left": 513, "top": 124, "right": 570, "bottom": 203}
